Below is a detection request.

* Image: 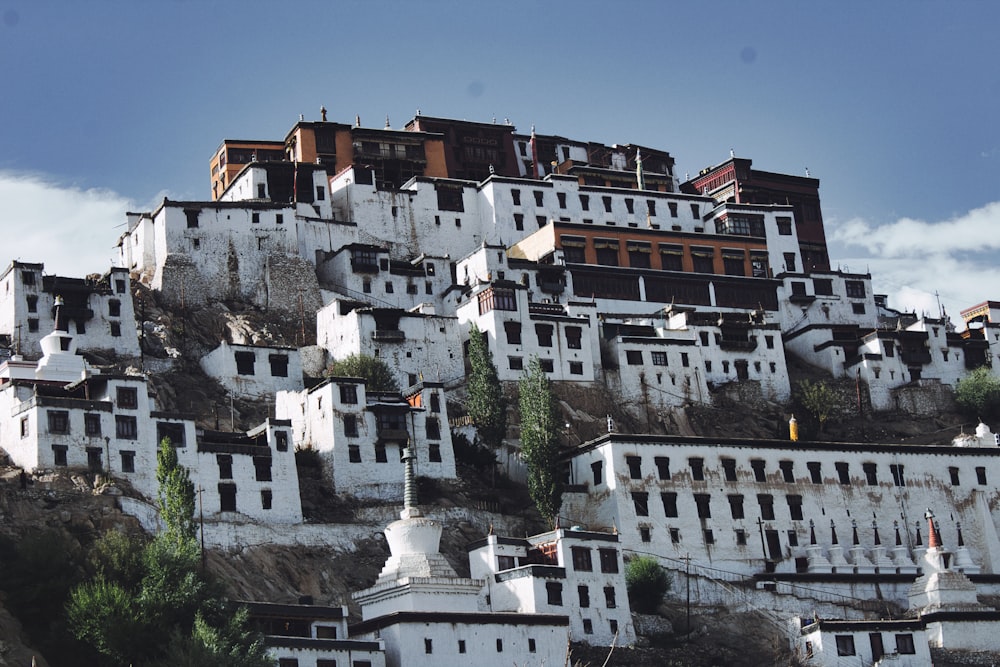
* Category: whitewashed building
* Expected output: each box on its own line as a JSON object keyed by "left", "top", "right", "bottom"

{"left": 275, "top": 378, "right": 456, "bottom": 500}
{"left": 201, "top": 341, "right": 304, "bottom": 398}
{"left": 468, "top": 529, "right": 636, "bottom": 646}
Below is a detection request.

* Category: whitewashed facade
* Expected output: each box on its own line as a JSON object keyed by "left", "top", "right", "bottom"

{"left": 201, "top": 341, "right": 303, "bottom": 398}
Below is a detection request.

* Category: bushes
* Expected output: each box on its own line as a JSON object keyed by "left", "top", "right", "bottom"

{"left": 626, "top": 555, "right": 671, "bottom": 613}
{"left": 955, "top": 366, "right": 1000, "bottom": 420}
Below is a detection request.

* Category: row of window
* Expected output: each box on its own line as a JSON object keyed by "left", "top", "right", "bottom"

{"left": 545, "top": 580, "right": 619, "bottom": 612}
{"left": 638, "top": 523, "right": 791, "bottom": 548}
{"left": 22, "top": 319, "right": 123, "bottom": 336}
{"left": 631, "top": 490, "right": 805, "bottom": 521}
{"left": 503, "top": 321, "right": 583, "bottom": 348}
{"left": 37, "top": 411, "right": 139, "bottom": 440}
{"left": 830, "top": 632, "right": 915, "bottom": 657}
{"left": 507, "top": 357, "right": 584, "bottom": 375}
{"left": 510, "top": 188, "right": 698, "bottom": 219}
{"left": 51, "top": 445, "right": 135, "bottom": 472}
{"left": 416, "top": 635, "right": 537, "bottom": 657}
{"left": 616, "top": 455, "right": 989, "bottom": 487}
{"left": 216, "top": 482, "right": 273, "bottom": 512}
{"left": 344, "top": 442, "right": 443, "bottom": 464}
{"left": 233, "top": 351, "right": 290, "bottom": 377}
{"left": 559, "top": 235, "right": 773, "bottom": 276}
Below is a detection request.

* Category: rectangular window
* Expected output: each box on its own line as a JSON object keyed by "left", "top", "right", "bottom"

{"left": 721, "top": 457, "right": 737, "bottom": 481}
{"left": 565, "top": 326, "right": 582, "bottom": 349}
{"left": 429, "top": 444, "right": 441, "bottom": 462}
{"left": 599, "top": 548, "right": 619, "bottom": 573}
{"left": 750, "top": 459, "right": 766, "bottom": 482}
{"left": 787, "top": 495, "right": 803, "bottom": 521}
{"left": 661, "top": 492, "right": 678, "bottom": 517}
{"left": 275, "top": 431, "right": 289, "bottom": 451}
{"left": 348, "top": 445, "right": 361, "bottom": 463}
{"left": 578, "top": 585, "right": 590, "bottom": 608}
{"left": 949, "top": 466, "right": 961, "bottom": 485}
{"left": 845, "top": 280, "right": 866, "bottom": 298}
{"left": 234, "top": 351, "right": 255, "bottom": 375}
{"left": 52, "top": 445, "right": 68, "bottom": 466}
{"left": 779, "top": 460, "right": 794, "bottom": 483}
{"left": 569, "top": 361, "right": 583, "bottom": 375}
{"left": 115, "top": 416, "right": 137, "bottom": 440}
{"left": 217, "top": 455, "right": 233, "bottom": 479}
{"left": 626, "top": 455, "right": 642, "bottom": 479}
{"left": 690, "top": 203, "right": 699, "bottom": 218}
{"left": 591, "top": 461, "right": 603, "bottom": 486}
{"left": 758, "top": 494, "right": 775, "bottom": 520}
{"left": 546, "top": 581, "right": 562, "bottom": 606}
{"left": 595, "top": 239, "right": 619, "bottom": 266}
{"left": 689, "top": 457, "right": 704, "bottom": 481}
{"left": 254, "top": 456, "right": 272, "bottom": 481}
{"left": 807, "top": 461, "right": 822, "bottom": 483}
{"left": 117, "top": 387, "right": 138, "bottom": 409}
{"left": 813, "top": 278, "right": 834, "bottom": 296}
{"left": 539, "top": 358, "right": 554, "bottom": 373}
{"left": 736, "top": 529, "right": 747, "bottom": 545}
{"left": 654, "top": 456, "right": 670, "bottom": 480}
{"left": 625, "top": 350, "right": 643, "bottom": 365}
{"left": 535, "top": 323, "right": 554, "bottom": 347}
{"left": 504, "top": 321, "right": 522, "bottom": 344}
{"left": 120, "top": 451, "right": 135, "bottom": 473}
{"left": 108, "top": 299, "right": 121, "bottom": 317}
{"left": 571, "top": 546, "right": 593, "bottom": 571}
{"left": 723, "top": 252, "right": 745, "bottom": 276}
{"left": 776, "top": 217, "right": 792, "bottom": 235}
{"left": 651, "top": 351, "right": 668, "bottom": 366}
{"left": 261, "top": 489, "right": 272, "bottom": 510}
{"left": 691, "top": 248, "right": 715, "bottom": 273}
{"left": 977, "top": 466, "right": 988, "bottom": 485}
{"left": 48, "top": 410, "right": 70, "bottom": 434}
{"left": 84, "top": 413, "right": 102, "bottom": 436}
{"left": 704, "top": 529, "right": 715, "bottom": 544}
{"left": 339, "top": 384, "right": 358, "bottom": 404}
{"left": 836, "top": 635, "right": 856, "bottom": 656}
{"left": 640, "top": 527, "right": 651, "bottom": 542}
{"left": 424, "top": 638, "right": 432, "bottom": 654}
{"left": 533, "top": 191, "right": 544, "bottom": 207}
{"left": 156, "top": 421, "right": 186, "bottom": 447}
{"left": 890, "top": 463, "right": 905, "bottom": 487}
{"left": 787, "top": 530, "right": 799, "bottom": 547}
{"left": 836, "top": 461, "right": 851, "bottom": 484}
{"left": 632, "top": 492, "right": 649, "bottom": 516}
{"left": 895, "top": 634, "right": 915, "bottom": 655}
{"left": 269, "top": 355, "right": 288, "bottom": 377}
{"left": 783, "top": 252, "right": 797, "bottom": 272}
{"left": 219, "top": 483, "right": 237, "bottom": 512}
{"left": 604, "top": 586, "right": 617, "bottom": 608}
{"left": 728, "top": 494, "right": 745, "bottom": 519}
{"left": 508, "top": 356, "right": 523, "bottom": 371}
{"left": 511, "top": 189, "right": 521, "bottom": 205}
{"left": 19, "top": 417, "right": 28, "bottom": 438}
{"left": 863, "top": 462, "right": 878, "bottom": 485}
{"left": 669, "top": 527, "right": 680, "bottom": 543}
{"left": 694, "top": 493, "right": 712, "bottom": 518}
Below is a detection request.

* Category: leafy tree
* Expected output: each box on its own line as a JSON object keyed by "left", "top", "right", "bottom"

{"left": 518, "top": 357, "right": 563, "bottom": 523}
{"left": 466, "top": 323, "right": 507, "bottom": 481}
{"left": 326, "top": 353, "right": 400, "bottom": 392}
{"left": 625, "top": 556, "right": 671, "bottom": 613}
{"left": 151, "top": 607, "right": 272, "bottom": 667}
{"left": 796, "top": 380, "right": 837, "bottom": 433}
{"left": 955, "top": 366, "right": 1000, "bottom": 420}
{"left": 157, "top": 437, "right": 197, "bottom": 545}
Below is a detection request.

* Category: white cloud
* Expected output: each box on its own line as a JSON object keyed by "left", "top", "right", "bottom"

{"left": 828, "top": 202, "right": 1000, "bottom": 327}
{"left": 0, "top": 172, "right": 140, "bottom": 277}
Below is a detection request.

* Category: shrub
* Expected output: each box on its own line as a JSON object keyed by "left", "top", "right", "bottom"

{"left": 625, "top": 555, "right": 670, "bottom": 613}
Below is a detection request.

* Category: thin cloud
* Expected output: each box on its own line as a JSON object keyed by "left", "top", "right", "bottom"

{"left": 0, "top": 172, "right": 135, "bottom": 277}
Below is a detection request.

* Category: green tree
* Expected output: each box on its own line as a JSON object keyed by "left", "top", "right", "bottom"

{"left": 518, "top": 357, "right": 563, "bottom": 523}
{"left": 955, "top": 366, "right": 1000, "bottom": 420}
{"left": 327, "top": 353, "right": 400, "bottom": 392}
{"left": 625, "top": 556, "right": 671, "bottom": 613}
{"left": 796, "top": 380, "right": 837, "bottom": 433}
{"left": 466, "top": 323, "right": 507, "bottom": 482}
{"left": 157, "top": 437, "right": 197, "bottom": 545}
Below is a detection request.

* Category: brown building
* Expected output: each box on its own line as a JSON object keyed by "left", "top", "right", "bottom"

{"left": 682, "top": 157, "right": 830, "bottom": 272}
{"left": 404, "top": 115, "right": 520, "bottom": 182}
{"left": 210, "top": 140, "right": 286, "bottom": 200}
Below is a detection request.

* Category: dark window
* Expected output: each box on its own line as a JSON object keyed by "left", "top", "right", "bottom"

{"left": 120, "top": 451, "right": 135, "bottom": 473}
{"left": 669, "top": 527, "right": 680, "bottom": 543}
{"left": 651, "top": 351, "right": 668, "bottom": 366}
{"left": 349, "top": 445, "right": 361, "bottom": 462}
{"left": 599, "top": 548, "right": 619, "bottom": 573}
{"left": 949, "top": 466, "right": 961, "bottom": 485}
{"left": 632, "top": 492, "right": 649, "bottom": 516}
{"left": 217, "top": 455, "right": 233, "bottom": 479}
{"left": 569, "top": 361, "right": 584, "bottom": 375}
{"left": 690, "top": 203, "right": 699, "bottom": 218}
{"left": 660, "top": 245, "right": 683, "bottom": 271}
{"left": 787, "top": 530, "right": 799, "bottom": 546}
{"left": 48, "top": 410, "right": 70, "bottom": 434}
{"left": 591, "top": 461, "right": 603, "bottom": 486}
{"left": 836, "top": 461, "right": 850, "bottom": 484}
{"left": 852, "top": 302, "right": 866, "bottom": 314}
{"left": 234, "top": 351, "right": 255, "bottom": 375}
{"left": 185, "top": 209, "right": 199, "bottom": 228}
{"left": 704, "top": 529, "right": 715, "bottom": 544}
{"left": 86, "top": 447, "right": 102, "bottom": 471}
{"left": 736, "top": 529, "right": 747, "bottom": 545}
{"left": 269, "top": 355, "right": 288, "bottom": 377}
{"left": 513, "top": 213, "right": 524, "bottom": 230}
{"left": 640, "top": 527, "right": 651, "bottom": 542}
{"left": 813, "top": 279, "right": 834, "bottom": 296}
{"left": 316, "top": 185, "right": 325, "bottom": 201}
{"left": 546, "top": 581, "right": 562, "bottom": 606}
{"left": 27, "top": 318, "right": 39, "bottom": 333}
{"left": 511, "top": 189, "right": 521, "bottom": 205}
{"left": 807, "top": 461, "right": 822, "bottom": 483}
{"left": 602, "top": 196, "right": 612, "bottom": 212}
{"left": 661, "top": 492, "right": 678, "bottom": 517}
{"left": 535, "top": 323, "right": 554, "bottom": 347}
{"left": 533, "top": 191, "right": 544, "bottom": 206}
{"left": 539, "top": 358, "right": 554, "bottom": 373}
{"left": 626, "top": 456, "right": 642, "bottom": 479}
{"left": 654, "top": 456, "right": 670, "bottom": 480}
{"left": 429, "top": 444, "right": 441, "bottom": 462}
{"left": 85, "top": 413, "right": 102, "bottom": 436}
{"left": 115, "top": 415, "right": 137, "bottom": 440}
{"left": 787, "top": 494, "right": 803, "bottom": 520}
{"left": 504, "top": 321, "right": 522, "bottom": 344}
{"left": 565, "top": 326, "right": 582, "bottom": 349}
{"left": 668, "top": 202, "right": 678, "bottom": 217}
{"left": 836, "top": 635, "right": 856, "bottom": 656}
{"left": 845, "top": 280, "right": 866, "bottom": 298}
{"left": 728, "top": 494, "right": 745, "bottom": 519}
{"left": 604, "top": 586, "right": 617, "bottom": 608}
{"left": 117, "top": 387, "right": 138, "bottom": 409}
{"left": 580, "top": 194, "right": 590, "bottom": 210}
{"left": 895, "top": 634, "right": 915, "bottom": 655}
{"left": 694, "top": 493, "right": 712, "bottom": 518}
{"left": 108, "top": 299, "right": 121, "bottom": 317}
{"left": 219, "top": 484, "right": 236, "bottom": 512}
{"left": 723, "top": 253, "right": 745, "bottom": 276}
{"left": 557, "top": 192, "right": 567, "bottom": 209}
{"left": 626, "top": 350, "right": 643, "bottom": 365}
{"left": 582, "top": 619, "right": 593, "bottom": 634}
{"left": 578, "top": 585, "right": 590, "bottom": 608}
{"left": 692, "top": 249, "right": 714, "bottom": 273}
{"left": 689, "top": 457, "right": 704, "bottom": 481}
{"left": 721, "top": 458, "right": 737, "bottom": 481}
{"left": 783, "top": 252, "right": 797, "bottom": 272}
{"left": 508, "top": 356, "right": 523, "bottom": 371}
{"left": 157, "top": 421, "right": 185, "bottom": 446}
{"left": 776, "top": 217, "right": 792, "bottom": 235}
{"left": 52, "top": 445, "right": 68, "bottom": 466}
{"left": 595, "top": 240, "right": 619, "bottom": 266}
{"left": 261, "top": 489, "right": 272, "bottom": 510}
{"left": 863, "top": 462, "right": 878, "bottom": 485}
{"left": 339, "top": 384, "right": 358, "bottom": 404}
{"left": 779, "top": 460, "right": 794, "bottom": 483}
{"left": 535, "top": 215, "right": 546, "bottom": 229}
{"left": 758, "top": 494, "right": 775, "bottom": 520}
{"left": 977, "top": 466, "right": 988, "bottom": 485}
{"left": 750, "top": 459, "right": 766, "bottom": 482}
{"left": 25, "top": 294, "right": 37, "bottom": 313}
{"left": 424, "top": 638, "right": 432, "bottom": 654}
{"left": 254, "top": 456, "right": 272, "bottom": 481}
{"left": 426, "top": 417, "right": 440, "bottom": 440}
{"left": 278, "top": 660, "right": 298, "bottom": 667}
{"left": 890, "top": 463, "right": 905, "bottom": 487}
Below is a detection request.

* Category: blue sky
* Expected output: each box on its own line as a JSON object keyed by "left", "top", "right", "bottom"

{"left": 1, "top": 1, "right": 997, "bottom": 324}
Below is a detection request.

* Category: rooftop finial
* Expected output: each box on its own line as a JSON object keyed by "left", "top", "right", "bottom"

{"left": 385, "top": 114, "right": 391, "bottom": 129}
{"left": 926, "top": 509, "right": 941, "bottom": 548}
{"left": 355, "top": 114, "right": 361, "bottom": 128}
{"left": 320, "top": 106, "right": 327, "bottom": 122}
{"left": 53, "top": 295, "right": 65, "bottom": 332}
{"left": 401, "top": 443, "right": 422, "bottom": 519}
{"left": 730, "top": 148, "right": 735, "bottom": 158}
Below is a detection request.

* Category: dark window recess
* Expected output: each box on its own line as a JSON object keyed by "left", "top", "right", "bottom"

{"left": 949, "top": 466, "right": 961, "bottom": 486}
{"left": 728, "top": 494, "right": 745, "bottom": 519}
{"left": 890, "top": 463, "right": 905, "bottom": 487}
{"left": 120, "top": 451, "right": 135, "bottom": 473}
{"left": 156, "top": 421, "right": 186, "bottom": 446}
{"left": 779, "top": 460, "right": 794, "bottom": 483}
{"left": 632, "top": 492, "right": 649, "bottom": 516}
{"left": 52, "top": 445, "right": 68, "bottom": 466}
{"left": 787, "top": 495, "right": 803, "bottom": 520}
{"left": 807, "top": 461, "right": 822, "bottom": 483}
{"left": 426, "top": 417, "right": 441, "bottom": 440}
{"left": 863, "top": 462, "right": 878, "bottom": 485}
{"left": 694, "top": 493, "right": 712, "bottom": 518}
{"left": 108, "top": 299, "right": 121, "bottom": 317}
{"left": 429, "top": 443, "right": 441, "bottom": 462}
{"left": 87, "top": 447, "right": 102, "bottom": 471}
{"left": 85, "top": 413, "right": 102, "bottom": 436}
{"left": 640, "top": 527, "right": 651, "bottom": 542}
{"left": 217, "top": 455, "right": 233, "bottom": 479}
{"left": 261, "top": 489, "right": 272, "bottom": 510}
{"left": 565, "top": 326, "right": 582, "bottom": 349}
{"left": 845, "top": 280, "right": 866, "bottom": 298}
{"left": 339, "top": 384, "right": 358, "bottom": 404}
{"left": 704, "top": 529, "right": 715, "bottom": 544}
{"left": 115, "top": 416, "right": 137, "bottom": 440}
{"left": 234, "top": 351, "right": 255, "bottom": 375}
{"left": 689, "top": 457, "right": 704, "bottom": 481}
{"left": 625, "top": 350, "right": 643, "bottom": 365}
{"left": 604, "top": 586, "right": 617, "bottom": 608}
{"left": 661, "top": 492, "right": 678, "bottom": 517}
{"left": 836, "top": 461, "right": 851, "bottom": 484}
{"left": 750, "top": 459, "right": 766, "bottom": 482}
{"left": 654, "top": 456, "right": 670, "bottom": 480}
{"left": 504, "top": 321, "right": 522, "bottom": 344}
{"left": 578, "top": 585, "right": 590, "bottom": 608}
{"left": 254, "top": 456, "right": 272, "bottom": 481}
{"left": 758, "top": 494, "right": 775, "bottom": 520}
{"left": 349, "top": 444, "right": 361, "bottom": 462}
{"left": 546, "top": 581, "right": 562, "bottom": 606}
{"left": 591, "top": 461, "right": 603, "bottom": 485}
{"left": 977, "top": 466, "right": 988, "bottom": 485}
{"left": 539, "top": 358, "right": 554, "bottom": 373}
{"left": 626, "top": 456, "right": 642, "bottom": 479}
{"left": 275, "top": 431, "right": 289, "bottom": 451}
{"left": 599, "top": 548, "right": 619, "bottom": 573}
{"left": 535, "top": 323, "right": 554, "bottom": 347}
{"left": 269, "top": 354, "right": 289, "bottom": 377}
{"left": 117, "top": 387, "right": 138, "bottom": 409}
{"left": 219, "top": 484, "right": 237, "bottom": 512}
{"left": 48, "top": 410, "right": 70, "bottom": 434}
{"left": 721, "top": 457, "right": 737, "bottom": 481}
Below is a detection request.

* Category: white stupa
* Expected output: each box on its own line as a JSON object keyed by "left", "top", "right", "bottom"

{"left": 35, "top": 296, "right": 92, "bottom": 383}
